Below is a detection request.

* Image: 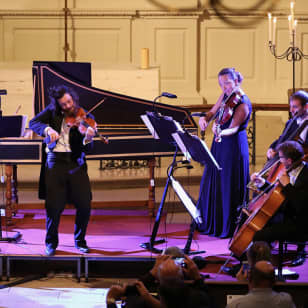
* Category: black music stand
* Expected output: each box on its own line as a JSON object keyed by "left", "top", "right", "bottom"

{"left": 171, "top": 130, "right": 221, "bottom": 254}
{"left": 0, "top": 204, "right": 21, "bottom": 243}
{"left": 140, "top": 112, "right": 220, "bottom": 254}
{"left": 172, "top": 130, "right": 221, "bottom": 169}
{"left": 140, "top": 111, "right": 182, "bottom": 253}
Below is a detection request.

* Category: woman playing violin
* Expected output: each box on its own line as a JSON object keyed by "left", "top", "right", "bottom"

{"left": 197, "top": 68, "right": 252, "bottom": 238}
{"left": 29, "top": 85, "right": 96, "bottom": 256}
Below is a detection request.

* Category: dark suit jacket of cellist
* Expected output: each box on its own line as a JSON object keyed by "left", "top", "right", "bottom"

{"left": 261, "top": 163, "right": 308, "bottom": 237}
{"left": 29, "top": 103, "right": 93, "bottom": 200}
{"left": 270, "top": 118, "right": 308, "bottom": 150}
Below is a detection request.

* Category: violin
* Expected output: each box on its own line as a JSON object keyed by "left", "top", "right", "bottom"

{"left": 247, "top": 117, "right": 308, "bottom": 190}
{"left": 214, "top": 88, "right": 243, "bottom": 142}
{"left": 65, "top": 106, "right": 109, "bottom": 144}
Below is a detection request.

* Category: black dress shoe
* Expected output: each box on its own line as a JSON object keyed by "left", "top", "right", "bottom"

{"left": 291, "top": 254, "right": 306, "bottom": 266}
{"left": 192, "top": 256, "right": 207, "bottom": 269}
{"left": 221, "top": 264, "right": 241, "bottom": 277}
{"left": 45, "top": 246, "right": 56, "bottom": 257}
{"left": 76, "top": 243, "right": 90, "bottom": 253}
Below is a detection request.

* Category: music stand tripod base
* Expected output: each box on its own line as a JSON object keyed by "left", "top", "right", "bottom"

{"left": 140, "top": 239, "right": 166, "bottom": 254}
{"left": 182, "top": 220, "right": 205, "bottom": 256}
{"left": 0, "top": 204, "right": 22, "bottom": 243}
{"left": 0, "top": 232, "right": 22, "bottom": 243}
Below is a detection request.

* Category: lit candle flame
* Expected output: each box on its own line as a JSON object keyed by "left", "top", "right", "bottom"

{"left": 273, "top": 17, "right": 277, "bottom": 45}
{"left": 268, "top": 12, "right": 272, "bottom": 42}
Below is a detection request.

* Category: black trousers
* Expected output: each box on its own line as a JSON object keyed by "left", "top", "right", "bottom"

{"left": 253, "top": 219, "right": 307, "bottom": 248}
{"left": 45, "top": 152, "right": 91, "bottom": 248}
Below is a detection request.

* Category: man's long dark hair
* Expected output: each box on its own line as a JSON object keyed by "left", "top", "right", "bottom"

{"left": 48, "top": 85, "right": 79, "bottom": 114}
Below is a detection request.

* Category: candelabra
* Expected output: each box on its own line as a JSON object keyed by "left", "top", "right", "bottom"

{"left": 268, "top": 2, "right": 308, "bottom": 94}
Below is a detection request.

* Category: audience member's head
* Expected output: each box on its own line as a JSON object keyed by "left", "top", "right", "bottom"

{"left": 247, "top": 241, "right": 272, "bottom": 266}
{"left": 157, "top": 258, "right": 184, "bottom": 287}
{"left": 162, "top": 246, "right": 184, "bottom": 258}
{"left": 249, "top": 260, "right": 275, "bottom": 289}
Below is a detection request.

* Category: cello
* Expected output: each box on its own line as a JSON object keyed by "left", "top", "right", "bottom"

{"left": 229, "top": 154, "right": 307, "bottom": 257}
{"left": 229, "top": 179, "right": 285, "bottom": 257}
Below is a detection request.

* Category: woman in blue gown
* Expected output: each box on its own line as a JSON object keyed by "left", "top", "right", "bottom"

{"left": 197, "top": 68, "right": 252, "bottom": 238}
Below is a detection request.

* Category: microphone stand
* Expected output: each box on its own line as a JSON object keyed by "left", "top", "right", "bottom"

{"left": 152, "top": 92, "right": 177, "bottom": 114}
{"left": 0, "top": 89, "right": 7, "bottom": 117}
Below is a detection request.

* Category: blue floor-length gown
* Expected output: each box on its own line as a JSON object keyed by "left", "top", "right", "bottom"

{"left": 197, "top": 95, "right": 252, "bottom": 238}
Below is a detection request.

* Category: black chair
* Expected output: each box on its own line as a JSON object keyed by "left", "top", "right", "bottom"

{"left": 277, "top": 240, "right": 307, "bottom": 281}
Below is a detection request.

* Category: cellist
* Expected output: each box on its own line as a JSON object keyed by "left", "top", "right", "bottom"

{"left": 264, "top": 90, "right": 308, "bottom": 266}
{"left": 252, "top": 141, "right": 308, "bottom": 266}
{"left": 267, "top": 90, "right": 308, "bottom": 160}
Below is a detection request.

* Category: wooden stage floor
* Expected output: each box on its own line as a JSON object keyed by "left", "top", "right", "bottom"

{"left": 0, "top": 208, "right": 307, "bottom": 280}
{"left": 1, "top": 208, "right": 308, "bottom": 307}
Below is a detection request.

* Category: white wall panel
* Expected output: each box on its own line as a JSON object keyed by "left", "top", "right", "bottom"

{"left": 0, "top": 0, "right": 64, "bottom": 10}
{"left": 206, "top": 28, "right": 255, "bottom": 79}
{"left": 132, "top": 17, "right": 202, "bottom": 105}
{"left": 301, "top": 33, "right": 308, "bottom": 87}
{"left": 13, "top": 29, "right": 63, "bottom": 61}
{"left": 75, "top": 29, "right": 120, "bottom": 62}
{"left": 0, "top": 19, "right": 3, "bottom": 61}
{"left": 72, "top": 18, "right": 131, "bottom": 63}
{"left": 74, "top": 0, "right": 199, "bottom": 10}
{"left": 3, "top": 19, "right": 64, "bottom": 61}
{"left": 0, "top": 0, "right": 308, "bottom": 107}
{"left": 2, "top": 17, "right": 131, "bottom": 63}
{"left": 154, "top": 28, "right": 185, "bottom": 79}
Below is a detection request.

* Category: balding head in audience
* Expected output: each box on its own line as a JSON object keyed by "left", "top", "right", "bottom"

{"left": 157, "top": 258, "right": 183, "bottom": 286}
{"left": 249, "top": 260, "right": 275, "bottom": 289}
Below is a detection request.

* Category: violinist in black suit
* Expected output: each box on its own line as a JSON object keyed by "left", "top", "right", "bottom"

{"left": 267, "top": 90, "right": 308, "bottom": 159}
{"left": 252, "top": 141, "right": 308, "bottom": 266}
{"left": 29, "top": 85, "right": 95, "bottom": 256}
{"left": 265, "top": 90, "right": 308, "bottom": 266}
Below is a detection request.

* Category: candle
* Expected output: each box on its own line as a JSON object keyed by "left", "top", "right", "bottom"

{"left": 294, "top": 19, "right": 297, "bottom": 44}
{"left": 290, "top": 2, "right": 295, "bottom": 28}
{"left": 272, "top": 17, "right": 277, "bottom": 45}
{"left": 140, "top": 48, "right": 149, "bottom": 69}
{"left": 290, "top": 2, "right": 294, "bottom": 18}
{"left": 288, "top": 15, "right": 292, "bottom": 43}
{"left": 268, "top": 13, "right": 272, "bottom": 42}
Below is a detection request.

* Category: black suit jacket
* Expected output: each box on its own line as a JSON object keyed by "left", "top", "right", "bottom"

{"left": 270, "top": 117, "right": 308, "bottom": 150}
{"left": 29, "top": 104, "right": 93, "bottom": 199}
{"left": 281, "top": 164, "right": 308, "bottom": 233}
{"left": 261, "top": 164, "right": 308, "bottom": 235}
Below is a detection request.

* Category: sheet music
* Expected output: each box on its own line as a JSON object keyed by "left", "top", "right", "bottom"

{"left": 172, "top": 131, "right": 222, "bottom": 171}
{"left": 170, "top": 175, "right": 202, "bottom": 224}
{"left": 21, "top": 115, "right": 28, "bottom": 137}
{"left": 140, "top": 114, "right": 159, "bottom": 139}
{"left": 172, "top": 132, "right": 191, "bottom": 161}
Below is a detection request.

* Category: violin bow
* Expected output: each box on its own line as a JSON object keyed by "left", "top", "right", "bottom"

{"left": 84, "top": 97, "right": 107, "bottom": 116}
